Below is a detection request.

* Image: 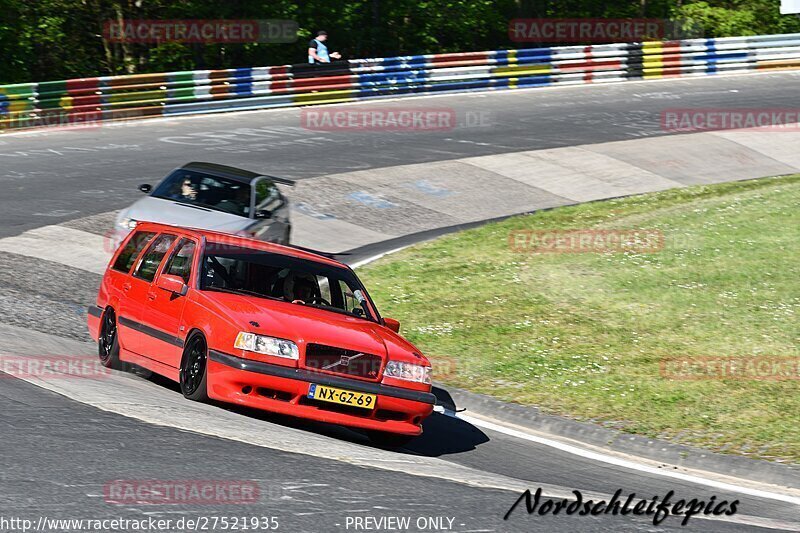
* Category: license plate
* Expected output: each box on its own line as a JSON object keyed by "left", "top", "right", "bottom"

{"left": 308, "top": 384, "right": 376, "bottom": 409}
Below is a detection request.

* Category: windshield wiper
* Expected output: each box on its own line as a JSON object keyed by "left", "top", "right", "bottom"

{"left": 203, "top": 286, "right": 280, "bottom": 301}
{"left": 297, "top": 301, "right": 376, "bottom": 323}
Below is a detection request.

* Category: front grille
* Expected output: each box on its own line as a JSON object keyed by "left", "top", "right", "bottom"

{"left": 304, "top": 343, "right": 383, "bottom": 380}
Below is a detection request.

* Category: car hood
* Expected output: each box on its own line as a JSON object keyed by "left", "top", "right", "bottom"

{"left": 122, "top": 196, "right": 251, "bottom": 232}
{"left": 203, "top": 291, "right": 419, "bottom": 361}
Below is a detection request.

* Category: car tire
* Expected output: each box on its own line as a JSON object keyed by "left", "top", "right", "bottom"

{"left": 367, "top": 430, "right": 413, "bottom": 449}
{"left": 180, "top": 332, "right": 210, "bottom": 402}
{"left": 98, "top": 307, "right": 123, "bottom": 370}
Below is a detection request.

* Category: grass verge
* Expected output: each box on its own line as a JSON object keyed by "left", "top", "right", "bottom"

{"left": 359, "top": 175, "right": 800, "bottom": 463}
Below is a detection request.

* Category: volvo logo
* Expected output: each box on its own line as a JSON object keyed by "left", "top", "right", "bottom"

{"left": 322, "top": 353, "right": 364, "bottom": 370}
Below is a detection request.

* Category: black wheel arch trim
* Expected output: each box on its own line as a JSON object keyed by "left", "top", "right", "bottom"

{"left": 88, "top": 305, "right": 104, "bottom": 318}
{"left": 118, "top": 315, "right": 185, "bottom": 348}
{"left": 209, "top": 350, "right": 436, "bottom": 405}
{"left": 181, "top": 329, "right": 207, "bottom": 363}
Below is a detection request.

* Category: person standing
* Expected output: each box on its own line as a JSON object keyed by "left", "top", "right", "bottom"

{"left": 308, "top": 30, "right": 341, "bottom": 63}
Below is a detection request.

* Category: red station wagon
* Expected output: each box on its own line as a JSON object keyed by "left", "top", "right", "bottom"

{"left": 88, "top": 222, "right": 435, "bottom": 445}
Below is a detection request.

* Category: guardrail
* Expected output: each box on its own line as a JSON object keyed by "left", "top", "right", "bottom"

{"left": 2, "top": 32, "right": 800, "bottom": 130}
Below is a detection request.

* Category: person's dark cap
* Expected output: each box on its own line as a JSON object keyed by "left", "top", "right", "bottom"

{"left": 317, "top": 30, "right": 328, "bottom": 36}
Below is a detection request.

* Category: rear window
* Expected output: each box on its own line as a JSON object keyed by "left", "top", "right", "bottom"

{"left": 112, "top": 231, "right": 155, "bottom": 273}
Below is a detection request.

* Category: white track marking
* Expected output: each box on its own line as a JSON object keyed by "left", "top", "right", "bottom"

{"left": 349, "top": 246, "right": 410, "bottom": 268}
{"left": 0, "top": 225, "right": 110, "bottom": 274}
{"left": 457, "top": 413, "right": 800, "bottom": 507}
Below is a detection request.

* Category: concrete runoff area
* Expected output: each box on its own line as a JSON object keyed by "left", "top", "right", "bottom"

{"left": 286, "top": 127, "right": 800, "bottom": 251}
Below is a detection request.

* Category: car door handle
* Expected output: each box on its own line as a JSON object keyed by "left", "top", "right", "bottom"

{"left": 122, "top": 283, "right": 131, "bottom": 292}
{"left": 147, "top": 292, "right": 157, "bottom": 301}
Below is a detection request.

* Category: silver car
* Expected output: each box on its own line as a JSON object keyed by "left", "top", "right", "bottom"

{"left": 114, "top": 162, "right": 293, "bottom": 246}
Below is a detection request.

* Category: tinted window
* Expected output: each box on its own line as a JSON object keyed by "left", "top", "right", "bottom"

{"left": 112, "top": 231, "right": 155, "bottom": 273}
{"left": 134, "top": 234, "right": 177, "bottom": 282}
{"left": 163, "top": 238, "right": 197, "bottom": 284}
{"left": 201, "top": 243, "right": 378, "bottom": 322}
{"left": 151, "top": 170, "right": 252, "bottom": 217}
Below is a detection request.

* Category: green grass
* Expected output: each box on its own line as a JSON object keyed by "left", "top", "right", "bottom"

{"left": 359, "top": 175, "right": 800, "bottom": 463}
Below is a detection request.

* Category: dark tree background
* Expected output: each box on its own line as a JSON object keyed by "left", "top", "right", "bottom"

{"left": 1, "top": 0, "right": 798, "bottom": 83}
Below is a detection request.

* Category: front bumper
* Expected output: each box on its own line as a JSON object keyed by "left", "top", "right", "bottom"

{"left": 208, "top": 350, "right": 435, "bottom": 435}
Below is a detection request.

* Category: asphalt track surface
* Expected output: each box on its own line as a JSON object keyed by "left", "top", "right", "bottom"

{"left": 3, "top": 69, "right": 800, "bottom": 238}
{"left": 1, "top": 71, "right": 799, "bottom": 532}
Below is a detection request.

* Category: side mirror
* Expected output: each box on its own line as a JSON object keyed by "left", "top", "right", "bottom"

{"left": 383, "top": 317, "right": 400, "bottom": 333}
{"left": 157, "top": 274, "right": 187, "bottom": 296}
{"left": 254, "top": 209, "right": 272, "bottom": 219}
{"left": 139, "top": 183, "right": 152, "bottom": 193}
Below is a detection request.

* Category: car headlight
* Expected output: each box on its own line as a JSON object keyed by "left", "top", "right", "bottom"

{"left": 234, "top": 332, "right": 299, "bottom": 360}
{"left": 118, "top": 217, "right": 138, "bottom": 230}
{"left": 383, "top": 361, "right": 431, "bottom": 384}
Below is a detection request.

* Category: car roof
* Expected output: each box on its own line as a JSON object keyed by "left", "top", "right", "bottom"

{"left": 179, "top": 162, "right": 295, "bottom": 186}
{"left": 135, "top": 222, "right": 348, "bottom": 269}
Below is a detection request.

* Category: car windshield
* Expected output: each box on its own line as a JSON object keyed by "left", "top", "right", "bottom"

{"left": 151, "top": 169, "right": 252, "bottom": 217}
{"left": 200, "top": 243, "right": 379, "bottom": 322}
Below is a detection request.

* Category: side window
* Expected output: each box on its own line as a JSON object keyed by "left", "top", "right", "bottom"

{"left": 133, "top": 234, "right": 177, "bottom": 282}
{"left": 112, "top": 231, "right": 156, "bottom": 273}
{"left": 163, "top": 239, "right": 197, "bottom": 284}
